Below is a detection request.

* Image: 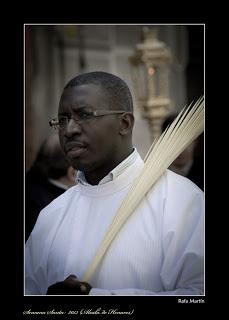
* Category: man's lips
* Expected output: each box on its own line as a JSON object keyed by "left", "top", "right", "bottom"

{"left": 65, "top": 142, "right": 87, "bottom": 157}
{"left": 65, "top": 141, "right": 87, "bottom": 151}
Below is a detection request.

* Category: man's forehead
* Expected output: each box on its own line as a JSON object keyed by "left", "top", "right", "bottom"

{"left": 63, "top": 83, "right": 105, "bottom": 97}
{"left": 60, "top": 83, "right": 108, "bottom": 108}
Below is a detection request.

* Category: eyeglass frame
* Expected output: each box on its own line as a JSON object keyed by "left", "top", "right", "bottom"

{"left": 49, "top": 109, "right": 128, "bottom": 130}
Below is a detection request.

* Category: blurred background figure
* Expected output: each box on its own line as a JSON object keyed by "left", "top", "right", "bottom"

{"left": 161, "top": 113, "right": 204, "bottom": 190}
{"left": 25, "top": 133, "right": 76, "bottom": 241}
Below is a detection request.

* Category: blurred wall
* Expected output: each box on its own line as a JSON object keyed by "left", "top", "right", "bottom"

{"left": 25, "top": 24, "right": 204, "bottom": 170}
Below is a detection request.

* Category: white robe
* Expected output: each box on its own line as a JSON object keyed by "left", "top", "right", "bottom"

{"left": 25, "top": 152, "right": 204, "bottom": 295}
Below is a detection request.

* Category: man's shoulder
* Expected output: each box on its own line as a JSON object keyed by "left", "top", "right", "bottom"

{"left": 30, "top": 185, "right": 79, "bottom": 238}
{"left": 39, "top": 184, "right": 79, "bottom": 216}
{"left": 144, "top": 169, "right": 204, "bottom": 226}
{"left": 147, "top": 169, "right": 203, "bottom": 201}
{"left": 165, "top": 169, "right": 203, "bottom": 194}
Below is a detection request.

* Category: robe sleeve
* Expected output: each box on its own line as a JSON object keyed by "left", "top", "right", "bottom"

{"left": 25, "top": 236, "right": 42, "bottom": 295}
{"left": 25, "top": 208, "right": 54, "bottom": 295}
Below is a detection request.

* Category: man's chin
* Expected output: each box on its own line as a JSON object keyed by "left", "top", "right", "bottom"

{"left": 71, "top": 159, "right": 94, "bottom": 173}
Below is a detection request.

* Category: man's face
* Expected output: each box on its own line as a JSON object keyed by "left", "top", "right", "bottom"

{"left": 58, "top": 84, "right": 121, "bottom": 173}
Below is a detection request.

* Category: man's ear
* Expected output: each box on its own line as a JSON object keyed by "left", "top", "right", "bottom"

{"left": 119, "top": 113, "right": 135, "bottom": 136}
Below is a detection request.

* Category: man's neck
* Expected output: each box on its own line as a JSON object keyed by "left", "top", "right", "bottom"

{"left": 84, "top": 147, "right": 134, "bottom": 185}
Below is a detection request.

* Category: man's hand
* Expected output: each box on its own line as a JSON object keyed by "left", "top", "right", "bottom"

{"left": 46, "top": 274, "right": 92, "bottom": 295}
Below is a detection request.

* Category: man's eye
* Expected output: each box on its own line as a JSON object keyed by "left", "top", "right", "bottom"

{"left": 58, "top": 117, "right": 67, "bottom": 124}
{"left": 79, "top": 112, "right": 93, "bottom": 119}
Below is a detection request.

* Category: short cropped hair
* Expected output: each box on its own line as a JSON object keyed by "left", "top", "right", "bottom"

{"left": 64, "top": 71, "right": 133, "bottom": 112}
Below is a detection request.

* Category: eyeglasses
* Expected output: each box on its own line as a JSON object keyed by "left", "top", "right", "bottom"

{"left": 49, "top": 110, "right": 126, "bottom": 130}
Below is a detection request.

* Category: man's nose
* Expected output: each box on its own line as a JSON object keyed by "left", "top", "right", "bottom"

{"left": 64, "top": 118, "right": 82, "bottom": 136}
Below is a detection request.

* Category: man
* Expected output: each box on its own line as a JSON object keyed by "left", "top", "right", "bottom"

{"left": 25, "top": 71, "right": 204, "bottom": 295}
{"left": 25, "top": 133, "right": 76, "bottom": 240}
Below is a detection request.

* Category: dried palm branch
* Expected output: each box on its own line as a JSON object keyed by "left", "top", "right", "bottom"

{"left": 82, "top": 96, "right": 204, "bottom": 282}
